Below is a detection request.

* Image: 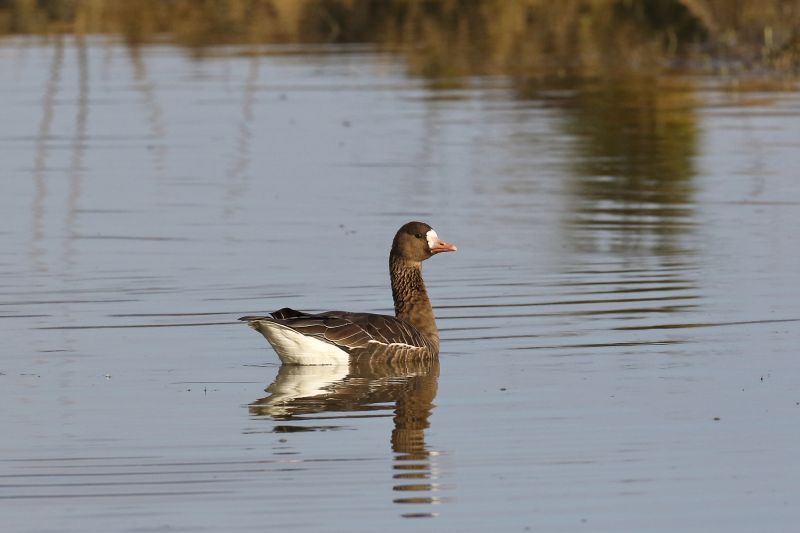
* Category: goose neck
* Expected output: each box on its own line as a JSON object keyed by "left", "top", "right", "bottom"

{"left": 389, "top": 254, "right": 439, "bottom": 347}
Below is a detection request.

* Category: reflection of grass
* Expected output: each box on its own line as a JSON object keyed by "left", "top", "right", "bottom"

{"left": 564, "top": 77, "right": 698, "bottom": 202}
{"left": 1, "top": 0, "right": 798, "bottom": 75}
{"left": 558, "top": 77, "right": 700, "bottom": 257}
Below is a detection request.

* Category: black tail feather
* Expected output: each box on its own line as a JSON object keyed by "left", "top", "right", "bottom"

{"left": 239, "top": 308, "right": 310, "bottom": 322}
{"left": 270, "top": 308, "right": 311, "bottom": 320}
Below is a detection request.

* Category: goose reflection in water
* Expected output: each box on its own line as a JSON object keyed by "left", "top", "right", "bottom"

{"left": 250, "top": 358, "right": 444, "bottom": 517}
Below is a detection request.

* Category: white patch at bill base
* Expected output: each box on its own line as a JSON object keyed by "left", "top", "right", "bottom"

{"left": 426, "top": 229, "right": 439, "bottom": 250}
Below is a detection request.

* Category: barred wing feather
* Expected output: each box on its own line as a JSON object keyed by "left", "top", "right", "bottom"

{"left": 240, "top": 308, "right": 434, "bottom": 362}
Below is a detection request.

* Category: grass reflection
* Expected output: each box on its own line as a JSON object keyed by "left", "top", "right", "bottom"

{"left": 556, "top": 78, "right": 699, "bottom": 256}
{"left": 7, "top": 1, "right": 791, "bottom": 267}
{"left": 563, "top": 78, "right": 697, "bottom": 203}
{"left": 1, "top": 0, "right": 798, "bottom": 75}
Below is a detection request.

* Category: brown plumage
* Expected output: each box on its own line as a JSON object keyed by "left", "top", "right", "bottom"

{"left": 240, "top": 221, "right": 457, "bottom": 365}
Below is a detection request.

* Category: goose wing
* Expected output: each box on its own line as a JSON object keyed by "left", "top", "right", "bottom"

{"left": 240, "top": 308, "right": 432, "bottom": 357}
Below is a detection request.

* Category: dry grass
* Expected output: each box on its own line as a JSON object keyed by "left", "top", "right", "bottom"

{"left": 0, "top": 0, "right": 798, "bottom": 76}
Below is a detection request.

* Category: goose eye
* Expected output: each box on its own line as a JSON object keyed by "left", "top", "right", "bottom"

{"left": 414, "top": 233, "right": 424, "bottom": 239}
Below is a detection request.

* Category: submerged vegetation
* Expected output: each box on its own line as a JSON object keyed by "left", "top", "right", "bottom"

{"left": 0, "top": 0, "right": 798, "bottom": 78}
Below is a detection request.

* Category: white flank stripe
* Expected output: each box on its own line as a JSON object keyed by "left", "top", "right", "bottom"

{"left": 367, "top": 339, "right": 418, "bottom": 349}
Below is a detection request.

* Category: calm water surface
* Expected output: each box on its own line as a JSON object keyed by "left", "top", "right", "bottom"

{"left": 2, "top": 37, "right": 800, "bottom": 532}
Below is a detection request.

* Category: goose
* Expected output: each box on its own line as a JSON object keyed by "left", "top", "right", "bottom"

{"left": 240, "top": 221, "right": 457, "bottom": 365}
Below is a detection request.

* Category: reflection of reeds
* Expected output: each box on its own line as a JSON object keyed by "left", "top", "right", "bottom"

{"left": 127, "top": 45, "right": 167, "bottom": 173}
{"left": 224, "top": 54, "right": 260, "bottom": 219}
{"left": 559, "top": 77, "right": 700, "bottom": 257}
{"left": 1, "top": 0, "right": 798, "bottom": 75}
{"left": 30, "top": 35, "right": 64, "bottom": 273}
{"left": 64, "top": 33, "right": 90, "bottom": 269}
{"left": 565, "top": 78, "right": 698, "bottom": 198}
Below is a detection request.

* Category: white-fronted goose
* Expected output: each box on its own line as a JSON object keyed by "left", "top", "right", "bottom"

{"left": 240, "top": 221, "right": 457, "bottom": 365}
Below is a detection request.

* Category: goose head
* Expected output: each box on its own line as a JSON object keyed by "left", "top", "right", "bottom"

{"left": 391, "top": 221, "right": 457, "bottom": 263}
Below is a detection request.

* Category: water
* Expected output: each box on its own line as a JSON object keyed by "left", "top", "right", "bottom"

{"left": 2, "top": 36, "right": 800, "bottom": 532}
